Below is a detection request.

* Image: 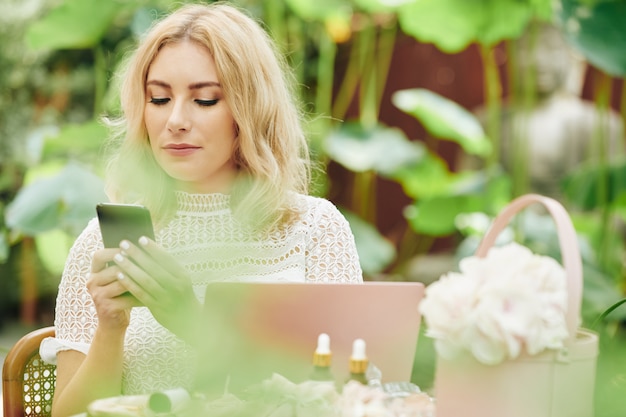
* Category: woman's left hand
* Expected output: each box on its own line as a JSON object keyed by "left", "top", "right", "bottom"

{"left": 113, "top": 237, "right": 203, "bottom": 343}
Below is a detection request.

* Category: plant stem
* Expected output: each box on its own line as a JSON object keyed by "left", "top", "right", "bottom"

{"left": 479, "top": 44, "right": 503, "bottom": 171}
{"left": 352, "top": 170, "right": 376, "bottom": 223}
{"left": 358, "top": 22, "right": 377, "bottom": 127}
{"left": 332, "top": 26, "right": 366, "bottom": 120}
{"left": 264, "top": 0, "right": 286, "bottom": 51}
{"left": 374, "top": 17, "right": 397, "bottom": 120}
{"left": 287, "top": 14, "right": 306, "bottom": 92}
{"left": 93, "top": 45, "right": 106, "bottom": 116}
{"left": 315, "top": 28, "right": 337, "bottom": 126}
{"left": 592, "top": 70, "right": 613, "bottom": 269}
{"left": 620, "top": 81, "right": 626, "bottom": 143}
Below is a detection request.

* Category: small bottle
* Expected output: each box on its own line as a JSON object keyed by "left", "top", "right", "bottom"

{"left": 347, "top": 338, "right": 369, "bottom": 385}
{"left": 310, "top": 333, "right": 334, "bottom": 382}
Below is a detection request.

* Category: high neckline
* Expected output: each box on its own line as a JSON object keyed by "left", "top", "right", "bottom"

{"left": 174, "top": 191, "right": 231, "bottom": 213}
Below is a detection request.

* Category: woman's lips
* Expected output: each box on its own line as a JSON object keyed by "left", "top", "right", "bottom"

{"left": 163, "top": 143, "right": 201, "bottom": 156}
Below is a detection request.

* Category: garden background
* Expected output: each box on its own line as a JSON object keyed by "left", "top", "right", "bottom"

{"left": 1, "top": 0, "right": 625, "bottom": 415}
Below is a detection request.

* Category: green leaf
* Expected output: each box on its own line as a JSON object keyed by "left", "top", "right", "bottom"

{"left": 5, "top": 162, "right": 106, "bottom": 236}
{"left": 42, "top": 120, "right": 109, "bottom": 161}
{"left": 398, "top": 0, "right": 534, "bottom": 52}
{"left": 405, "top": 194, "right": 485, "bottom": 236}
{"left": 26, "top": 0, "right": 121, "bottom": 50}
{"left": 392, "top": 89, "right": 492, "bottom": 156}
{"left": 587, "top": 279, "right": 626, "bottom": 325}
{"left": 388, "top": 152, "right": 452, "bottom": 199}
{"left": 284, "top": 0, "right": 352, "bottom": 21}
{"left": 324, "top": 121, "right": 426, "bottom": 174}
{"left": 35, "top": 229, "right": 73, "bottom": 275}
{"left": 341, "top": 209, "right": 396, "bottom": 276}
{"left": 529, "top": 0, "right": 555, "bottom": 20}
{"left": 557, "top": 0, "right": 626, "bottom": 77}
{"left": 354, "top": 0, "right": 416, "bottom": 13}
{"left": 131, "top": 6, "right": 166, "bottom": 39}
{"left": 562, "top": 159, "right": 626, "bottom": 211}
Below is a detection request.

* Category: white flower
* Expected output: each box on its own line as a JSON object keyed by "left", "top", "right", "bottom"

{"left": 420, "top": 242, "right": 569, "bottom": 365}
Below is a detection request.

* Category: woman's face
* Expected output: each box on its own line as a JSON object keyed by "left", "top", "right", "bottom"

{"left": 144, "top": 40, "right": 238, "bottom": 194}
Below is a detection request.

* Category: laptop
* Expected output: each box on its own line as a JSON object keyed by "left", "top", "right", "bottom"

{"left": 196, "top": 281, "right": 425, "bottom": 394}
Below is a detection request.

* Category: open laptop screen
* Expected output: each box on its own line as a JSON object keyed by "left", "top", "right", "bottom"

{"left": 196, "top": 281, "right": 424, "bottom": 394}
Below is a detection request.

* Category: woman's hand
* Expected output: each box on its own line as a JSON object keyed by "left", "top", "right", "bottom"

{"left": 113, "top": 237, "right": 203, "bottom": 343}
{"left": 87, "top": 248, "right": 141, "bottom": 332}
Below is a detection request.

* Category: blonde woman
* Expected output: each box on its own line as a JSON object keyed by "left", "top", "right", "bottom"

{"left": 40, "top": 3, "right": 362, "bottom": 416}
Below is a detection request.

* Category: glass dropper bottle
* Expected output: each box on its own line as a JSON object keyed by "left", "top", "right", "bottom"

{"left": 310, "top": 333, "right": 334, "bottom": 382}
{"left": 347, "top": 338, "right": 369, "bottom": 385}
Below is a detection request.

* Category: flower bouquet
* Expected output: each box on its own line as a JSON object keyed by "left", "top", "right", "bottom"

{"left": 420, "top": 241, "right": 569, "bottom": 366}
{"left": 422, "top": 194, "right": 598, "bottom": 417}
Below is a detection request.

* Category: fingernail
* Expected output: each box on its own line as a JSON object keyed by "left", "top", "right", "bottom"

{"left": 117, "top": 272, "right": 125, "bottom": 280}
{"left": 114, "top": 253, "right": 125, "bottom": 263}
{"left": 139, "top": 236, "right": 149, "bottom": 246}
{"left": 120, "top": 240, "right": 130, "bottom": 250}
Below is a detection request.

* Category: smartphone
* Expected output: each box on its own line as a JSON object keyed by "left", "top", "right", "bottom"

{"left": 96, "top": 203, "right": 155, "bottom": 248}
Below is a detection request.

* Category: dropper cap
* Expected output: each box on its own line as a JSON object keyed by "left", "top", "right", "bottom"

{"left": 312, "top": 333, "right": 332, "bottom": 367}
{"left": 349, "top": 338, "right": 369, "bottom": 374}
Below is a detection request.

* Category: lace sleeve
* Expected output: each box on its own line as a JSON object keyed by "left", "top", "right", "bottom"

{"left": 41, "top": 218, "right": 102, "bottom": 362}
{"left": 304, "top": 198, "right": 363, "bottom": 283}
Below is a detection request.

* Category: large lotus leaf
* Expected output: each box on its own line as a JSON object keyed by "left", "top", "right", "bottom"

{"left": 397, "top": 0, "right": 534, "bottom": 52}
{"left": 405, "top": 194, "right": 485, "bottom": 236}
{"left": 324, "top": 121, "right": 427, "bottom": 174}
{"left": 35, "top": 229, "right": 73, "bottom": 275}
{"left": 6, "top": 162, "right": 107, "bottom": 237}
{"left": 26, "top": 0, "right": 121, "bottom": 50}
{"left": 529, "top": 0, "right": 556, "bottom": 20}
{"left": 42, "top": 120, "right": 109, "bottom": 160}
{"left": 562, "top": 159, "right": 626, "bottom": 211}
{"left": 392, "top": 89, "right": 492, "bottom": 157}
{"left": 615, "top": 193, "right": 626, "bottom": 224}
{"left": 341, "top": 208, "right": 396, "bottom": 276}
{"left": 354, "top": 0, "right": 416, "bottom": 13}
{"left": 284, "top": 0, "right": 352, "bottom": 21}
{"left": 130, "top": 6, "right": 166, "bottom": 39}
{"left": 387, "top": 152, "right": 452, "bottom": 199}
{"left": 557, "top": 0, "right": 626, "bottom": 77}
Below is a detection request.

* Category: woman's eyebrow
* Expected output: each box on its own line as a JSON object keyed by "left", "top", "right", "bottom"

{"left": 146, "top": 79, "right": 171, "bottom": 88}
{"left": 189, "top": 81, "right": 221, "bottom": 89}
{"left": 145, "top": 80, "right": 220, "bottom": 89}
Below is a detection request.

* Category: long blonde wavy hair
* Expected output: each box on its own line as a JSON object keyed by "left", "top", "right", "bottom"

{"left": 105, "top": 2, "right": 310, "bottom": 230}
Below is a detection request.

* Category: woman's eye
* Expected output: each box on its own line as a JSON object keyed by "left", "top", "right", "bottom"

{"left": 195, "top": 99, "right": 219, "bottom": 107}
{"left": 149, "top": 97, "right": 170, "bottom": 105}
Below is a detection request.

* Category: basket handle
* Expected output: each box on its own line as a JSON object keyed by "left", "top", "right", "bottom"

{"left": 475, "top": 194, "right": 582, "bottom": 344}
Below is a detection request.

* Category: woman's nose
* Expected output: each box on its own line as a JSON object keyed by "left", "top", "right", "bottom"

{"left": 166, "top": 101, "right": 191, "bottom": 132}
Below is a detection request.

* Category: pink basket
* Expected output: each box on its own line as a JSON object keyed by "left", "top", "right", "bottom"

{"left": 434, "top": 194, "right": 599, "bottom": 417}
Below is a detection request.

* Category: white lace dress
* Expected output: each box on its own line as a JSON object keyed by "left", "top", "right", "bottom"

{"left": 40, "top": 192, "right": 362, "bottom": 394}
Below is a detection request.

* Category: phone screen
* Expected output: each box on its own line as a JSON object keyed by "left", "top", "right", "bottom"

{"left": 96, "top": 203, "right": 155, "bottom": 248}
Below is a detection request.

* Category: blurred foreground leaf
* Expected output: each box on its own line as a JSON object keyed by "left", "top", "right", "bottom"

{"left": 557, "top": 0, "right": 626, "bottom": 77}
{"left": 26, "top": 0, "right": 121, "bottom": 50}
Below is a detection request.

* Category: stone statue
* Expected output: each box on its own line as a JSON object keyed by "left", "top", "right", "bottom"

{"left": 470, "top": 22, "right": 624, "bottom": 199}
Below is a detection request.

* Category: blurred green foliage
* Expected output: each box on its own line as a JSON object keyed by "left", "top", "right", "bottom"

{"left": 1, "top": 0, "right": 625, "bottom": 412}
{"left": 2, "top": 0, "right": 625, "bottom": 311}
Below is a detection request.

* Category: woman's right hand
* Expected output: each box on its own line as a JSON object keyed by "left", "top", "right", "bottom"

{"left": 87, "top": 248, "right": 142, "bottom": 331}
